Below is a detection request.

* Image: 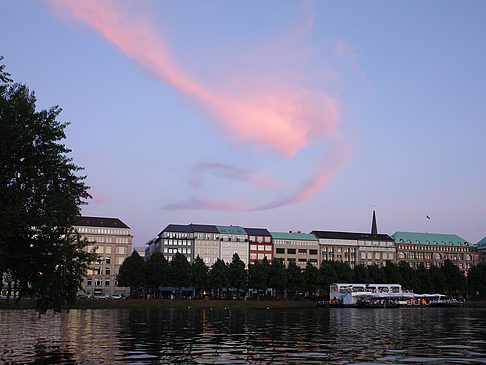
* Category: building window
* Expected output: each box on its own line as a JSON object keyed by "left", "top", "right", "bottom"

{"left": 276, "top": 248, "right": 285, "bottom": 254}
{"left": 309, "top": 249, "right": 317, "bottom": 255}
{"left": 298, "top": 258, "right": 307, "bottom": 263}
{"left": 287, "top": 248, "right": 296, "bottom": 255}
{"left": 257, "top": 253, "right": 264, "bottom": 260}
{"left": 298, "top": 249, "right": 307, "bottom": 254}
{"left": 105, "top": 280, "right": 110, "bottom": 286}
{"left": 250, "top": 253, "right": 257, "bottom": 259}
{"left": 265, "top": 237, "right": 271, "bottom": 243}
{"left": 265, "top": 245, "right": 272, "bottom": 251}
{"left": 87, "top": 279, "right": 92, "bottom": 286}
{"left": 250, "top": 244, "right": 257, "bottom": 251}
{"left": 287, "top": 258, "right": 296, "bottom": 262}
{"left": 106, "top": 258, "right": 111, "bottom": 264}
{"left": 105, "top": 268, "right": 111, "bottom": 275}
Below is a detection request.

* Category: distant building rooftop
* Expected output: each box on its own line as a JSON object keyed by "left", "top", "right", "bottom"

{"left": 271, "top": 232, "right": 318, "bottom": 241}
{"left": 74, "top": 216, "right": 129, "bottom": 229}
{"left": 216, "top": 225, "right": 247, "bottom": 235}
{"left": 476, "top": 236, "right": 486, "bottom": 250}
{"left": 244, "top": 227, "right": 271, "bottom": 236}
{"left": 311, "top": 230, "right": 393, "bottom": 241}
{"left": 392, "top": 232, "right": 472, "bottom": 247}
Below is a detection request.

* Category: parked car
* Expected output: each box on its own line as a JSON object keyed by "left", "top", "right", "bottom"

{"left": 77, "top": 294, "right": 88, "bottom": 300}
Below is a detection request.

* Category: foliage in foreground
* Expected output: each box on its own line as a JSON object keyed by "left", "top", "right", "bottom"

{"left": 0, "top": 56, "right": 93, "bottom": 313}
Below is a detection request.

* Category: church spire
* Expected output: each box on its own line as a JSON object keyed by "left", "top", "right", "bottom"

{"left": 371, "top": 207, "right": 378, "bottom": 235}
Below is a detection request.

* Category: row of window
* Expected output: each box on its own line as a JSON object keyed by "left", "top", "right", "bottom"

{"left": 249, "top": 253, "right": 273, "bottom": 260}
{"left": 163, "top": 247, "right": 192, "bottom": 255}
{"left": 249, "top": 236, "right": 272, "bottom": 243}
{"left": 86, "top": 279, "right": 112, "bottom": 287}
{"left": 78, "top": 227, "right": 129, "bottom": 235}
{"left": 249, "top": 244, "right": 272, "bottom": 252}
{"left": 399, "top": 245, "right": 470, "bottom": 252}
{"left": 275, "top": 248, "right": 318, "bottom": 255}
{"left": 87, "top": 246, "right": 129, "bottom": 255}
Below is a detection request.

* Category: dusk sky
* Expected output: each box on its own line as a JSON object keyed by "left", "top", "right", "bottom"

{"left": 1, "top": 0, "right": 485, "bottom": 246}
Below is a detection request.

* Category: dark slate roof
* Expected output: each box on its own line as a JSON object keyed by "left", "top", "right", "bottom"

{"left": 162, "top": 224, "right": 193, "bottom": 233}
{"left": 244, "top": 227, "right": 271, "bottom": 236}
{"left": 311, "top": 230, "right": 394, "bottom": 241}
{"left": 74, "top": 216, "right": 129, "bottom": 229}
{"left": 189, "top": 224, "right": 219, "bottom": 233}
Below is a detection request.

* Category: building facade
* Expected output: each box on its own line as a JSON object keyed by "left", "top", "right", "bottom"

{"left": 312, "top": 231, "right": 396, "bottom": 268}
{"left": 477, "top": 237, "right": 486, "bottom": 263}
{"left": 245, "top": 228, "right": 273, "bottom": 263}
{"left": 74, "top": 216, "right": 131, "bottom": 297}
{"left": 217, "top": 225, "right": 249, "bottom": 266}
{"left": 191, "top": 224, "right": 220, "bottom": 266}
{"left": 271, "top": 232, "right": 319, "bottom": 268}
{"left": 393, "top": 232, "right": 478, "bottom": 270}
{"left": 154, "top": 224, "right": 194, "bottom": 263}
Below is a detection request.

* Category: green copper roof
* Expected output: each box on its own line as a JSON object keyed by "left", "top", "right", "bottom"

{"left": 392, "top": 232, "right": 471, "bottom": 247}
{"left": 476, "top": 237, "right": 486, "bottom": 250}
{"left": 270, "top": 232, "right": 318, "bottom": 241}
{"left": 216, "top": 225, "right": 247, "bottom": 235}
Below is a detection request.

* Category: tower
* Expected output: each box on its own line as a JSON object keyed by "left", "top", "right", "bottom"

{"left": 371, "top": 208, "right": 377, "bottom": 235}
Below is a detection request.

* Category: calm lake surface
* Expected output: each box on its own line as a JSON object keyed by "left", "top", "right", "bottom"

{"left": 1, "top": 307, "right": 485, "bottom": 364}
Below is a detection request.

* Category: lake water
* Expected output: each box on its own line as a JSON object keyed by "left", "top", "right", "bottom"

{"left": 1, "top": 306, "right": 485, "bottom": 364}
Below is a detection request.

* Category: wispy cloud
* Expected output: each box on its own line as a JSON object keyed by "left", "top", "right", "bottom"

{"left": 47, "top": 0, "right": 351, "bottom": 211}
{"left": 189, "top": 162, "right": 280, "bottom": 190}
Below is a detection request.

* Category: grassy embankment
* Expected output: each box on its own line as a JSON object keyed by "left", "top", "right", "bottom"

{"left": 1, "top": 298, "right": 485, "bottom": 310}
{"left": 0, "top": 298, "right": 317, "bottom": 310}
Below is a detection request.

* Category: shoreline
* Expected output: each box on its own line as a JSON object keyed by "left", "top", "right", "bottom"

{"left": 1, "top": 298, "right": 485, "bottom": 310}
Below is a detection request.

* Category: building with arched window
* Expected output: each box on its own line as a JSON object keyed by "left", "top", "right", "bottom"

{"left": 392, "top": 232, "right": 478, "bottom": 271}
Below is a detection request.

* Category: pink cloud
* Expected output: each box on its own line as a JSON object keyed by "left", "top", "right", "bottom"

{"left": 166, "top": 141, "right": 351, "bottom": 212}
{"left": 47, "top": 0, "right": 339, "bottom": 157}
{"left": 47, "top": 0, "right": 351, "bottom": 211}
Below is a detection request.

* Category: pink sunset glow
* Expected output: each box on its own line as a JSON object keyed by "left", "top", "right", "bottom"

{"left": 46, "top": 0, "right": 349, "bottom": 211}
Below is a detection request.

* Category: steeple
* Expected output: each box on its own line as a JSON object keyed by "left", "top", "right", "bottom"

{"left": 371, "top": 207, "right": 377, "bottom": 235}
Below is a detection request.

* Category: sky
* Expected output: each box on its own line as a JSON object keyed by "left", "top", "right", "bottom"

{"left": 1, "top": 0, "right": 485, "bottom": 246}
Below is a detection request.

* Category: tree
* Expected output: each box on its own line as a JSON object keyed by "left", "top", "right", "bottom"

{"left": 441, "top": 260, "right": 465, "bottom": 297}
{"left": 319, "top": 260, "right": 338, "bottom": 296}
{"left": 0, "top": 57, "right": 92, "bottom": 313}
{"left": 303, "top": 261, "right": 319, "bottom": 297}
{"left": 145, "top": 252, "right": 169, "bottom": 298}
{"left": 228, "top": 253, "right": 246, "bottom": 298}
{"left": 191, "top": 256, "right": 209, "bottom": 297}
{"left": 286, "top": 261, "right": 303, "bottom": 299}
{"left": 169, "top": 252, "right": 191, "bottom": 297}
{"left": 209, "top": 259, "right": 229, "bottom": 297}
{"left": 268, "top": 258, "right": 287, "bottom": 298}
{"left": 117, "top": 251, "right": 146, "bottom": 298}
{"left": 468, "top": 263, "right": 486, "bottom": 298}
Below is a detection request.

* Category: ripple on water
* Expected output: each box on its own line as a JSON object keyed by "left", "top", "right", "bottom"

{"left": 0, "top": 308, "right": 485, "bottom": 364}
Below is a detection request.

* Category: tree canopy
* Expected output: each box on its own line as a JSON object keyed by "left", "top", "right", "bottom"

{"left": 0, "top": 57, "right": 92, "bottom": 313}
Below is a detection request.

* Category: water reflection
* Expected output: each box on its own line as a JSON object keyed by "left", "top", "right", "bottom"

{"left": 0, "top": 307, "right": 485, "bottom": 364}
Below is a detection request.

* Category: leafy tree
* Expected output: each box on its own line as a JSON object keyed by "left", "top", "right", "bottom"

{"left": 429, "top": 265, "right": 446, "bottom": 293}
{"left": 286, "top": 261, "right": 303, "bottom": 299}
{"left": 353, "top": 264, "right": 370, "bottom": 284}
{"left": 319, "top": 260, "right": 338, "bottom": 295}
{"left": 145, "top": 252, "right": 169, "bottom": 298}
{"left": 367, "top": 264, "right": 386, "bottom": 283}
{"left": 228, "top": 253, "right": 246, "bottom": 297}
{"left": 0, "top": 57, "right": 92, "bottom": 313}
{"left": 468, "top": 263, "right": 486, "bottom": 298}
{"left": 191, "top": 256, "right": 209, "bottom": 297}
{"left": 209, "top": 259, "right": 229, "bottom": 297}
{"left": 383, "top": 261, "right": 401, "bottom": 284}
{"left": 303, "top": 261, "right": 319, "bottom": 297}
{"left": 117, "top": 251, "right": 146, "bottom": 298}
{"left": 169, "top": 252, "right": 191, "bottom": 297}
{"left": 248, "top": 260, "right": 269, "bottom": 294}
{"left": 398, "top": 261, "right": 417, "bottom": 290}
{"left": 331, "top": 261, "right": 354, "bottom": 282}
{"left": 268, "top": 258, "right": 287, "bottom": 297}
{"left": 415, "top": 264, "right": 433, "bottom": 293}
{"left": 441, "top": 260, "right": 465, "bottom": 297}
